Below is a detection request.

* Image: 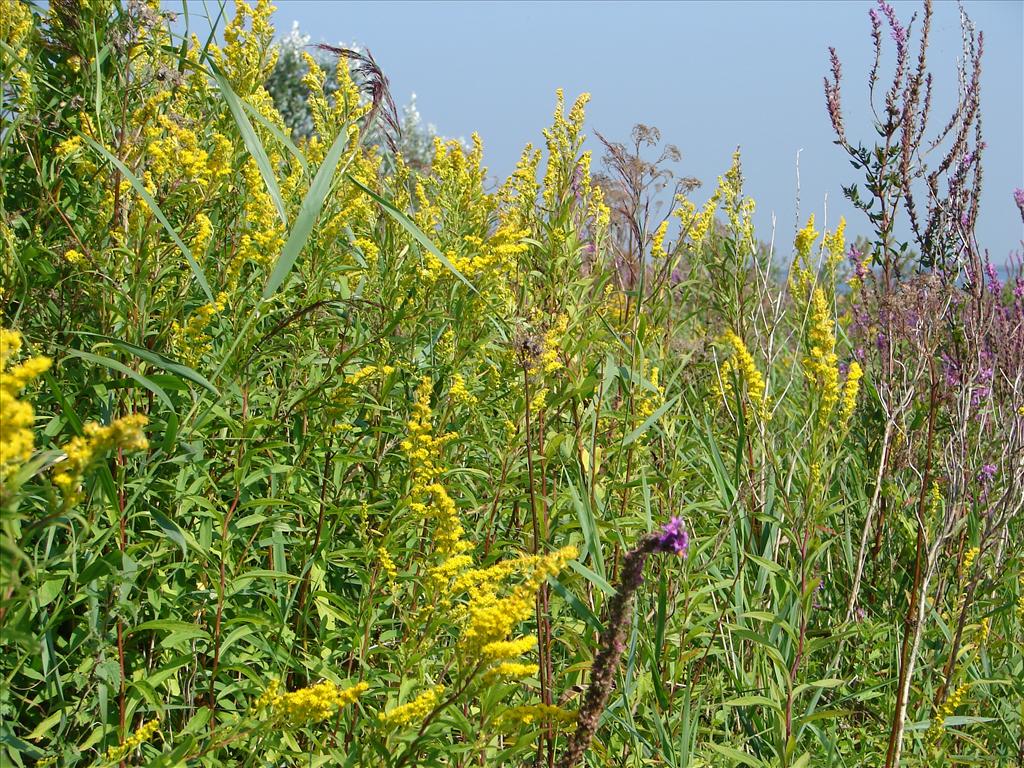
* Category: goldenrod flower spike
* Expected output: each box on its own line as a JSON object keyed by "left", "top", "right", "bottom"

{"left": 804, "top": 288, "right": 840, "bottom": 426}
{"left": 0, "top": 329, "right": 52, "bottom": 480}
{"left": 379, "top": 684, "right": 445, "bottom": 729}
{"left": 53, "top": 415, "right": 149, "bottom": 502}
{"left": 720, "top": 330, "right": 769, "bottom": 421}
{"left": 257, "top": 679, "right": 368, "bottom": 728}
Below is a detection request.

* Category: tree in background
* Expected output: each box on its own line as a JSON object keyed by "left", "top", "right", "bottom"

{"left": 265, "top": 22, "right": 438, "bottom": 171}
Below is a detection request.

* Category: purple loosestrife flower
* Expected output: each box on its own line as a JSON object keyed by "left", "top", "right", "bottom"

{"left": 1014, "top": 188, "right": 1024, "bottom": 223}
{"left": 653, "top": 516, "right": 689, "bottom": 556}
{"left": 558, "top": 520, "right": 688, "bottom": 768}
{"left": 978, "top": 464, "right": 997, "bottom": 484}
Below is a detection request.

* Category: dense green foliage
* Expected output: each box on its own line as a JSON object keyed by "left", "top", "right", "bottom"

{"left": 1, "top": 1, "right": 1021, "bottom": 766}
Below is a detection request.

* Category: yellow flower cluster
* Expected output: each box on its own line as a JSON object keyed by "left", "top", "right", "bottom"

{"left": 718, "top": 150, "right": 756, "bottom": 245}
{"left": 839, "top": 360, "right": 862, "bottom": 429}
{"left": 636, "top": 361, "right": 665, "bottom": 424}
{"left": 790, "top": 215, "right": 820, "bottom": 299}
{"left": 301, "top": 49, "right": 370, "bottom": 142}
{"left": 379, "top": 684, "right": 445, "bottom": 729}
{"left": 963, "top": 546, "right": 979, "bottom": 574}
{"left": 823, "top": 216, "right": 846, "bottom": 274}
{"left": 346, "top": 364, "right": 396, "bottom": 386}
{"left": 675, "top": 185, "right": 721, "bottom": 247}
{"left": 104, "top": 718, "right": 159, "bottom": 763}
{"left": 1, "top": 0, "right": 34, "bottom": 107}
{"left": 256, "top": 678, "right": 368, "bottom": 728}
{"left": 926, "top": 682, "right": 970, "bottom": 747}
{"left": 400, "top": 377, "right": 576, "bottom": 685}
{"left": 499, "top": 143, "right": 542, "bottom": 230}
{"left": 143, "top": 116, "right": 232, "bottom": 193}
{"left": 498, "top": 703, "right": 576, "bottom": 728}
{"left": 794, "top": 214, "right": 820, "bottom": 260}
{"left": 450, "top": 373, "right": 477, "bottom": 407}
{"left": 454, "top": 546, "right": 577, "bottom": 669}
{"left": 976, "top": 617, "right": 990, "bottom": 645}
{"left": 229, "top": 159, "right": 285, "bottom": 281}
{"left": 0, "top": 329, "right": 51, "bottom": 480}
{"left": 487, "top": 661, "right": 539, "bottom": 680}
{"left": 53, "top": 415, "right": 149, "bottom": 501}
{"left": 650, "top": 220, "right": 670, "bottom": 261}
{"left": 55, "top": 135, "right": 84, "bottom": 160}
{"left": 804, "top": 288, "right": 840, "bottom": 425}
{"left": 378, "top": 546, "right": 398, "bottom": 588}
{"left": 402, "top": 377, "right": 466, "bottom": 558}
{"left": 1017, "top": 578, "right": 1023, "bottom": 622}
{"left": 538, "top": 90, "right": 608, "bottom": 234}
{"left": 213, "top": 0, "right": 279, "bottom": 98}
{"left": 533, "top": 315, "right": 568, "bottom": 375}
{"left": 719, "top": 330, "right": 768, "bottom": 420}
{"left": 170, "top": 292, "right": 228, "bottom": 366}
{"left": 457, "top": 225, "right": 530, "bottom": 283}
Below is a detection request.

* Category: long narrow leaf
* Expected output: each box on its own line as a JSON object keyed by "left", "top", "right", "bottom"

{"left": 63, "top": 348, "right": 175, "bottom": 411}
{"left": 262, "top": 126, "right": 349, "bottom": 299}
{"left": 212, "top": 66, "right": 288, "bottom": 226}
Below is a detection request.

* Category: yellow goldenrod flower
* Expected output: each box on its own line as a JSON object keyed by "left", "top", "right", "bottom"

{"left": 257, "top": 679, "right": 368, "bottom": 728}
{"left": 926, "top": 682, "right": 970, "bottom": 747}
{"left": 104, "top": 718, "right": 160, "bottom": 763}
{"left": 839, "top": 360, "right": 862, "bottom": 429}
{"left": 963, "top": 546, "right": 979, "bottom": 574}
{"left": 720, "top": 330, "right": 768, "bottom": 420}
{"left": 794, "top": 214, "right": 820, "bottom": 259}
{"left": 823, "top": 216, "right": 846, "bottom": 273}
{"left": 532, "top": 315, "right": 568, "bottom": 375}
{"left": 450, "top": 373, "right": 477, "bottom": 407}
{"left": 170, "top": 292, "right": 228, "bottom": 366}
{"left": 402, "top": 377, "right": 466, "bottom": 558}
{"left": 346, "top": 364, "right": 395, "bottom": 387}
{"left": 379, "top": 684, "right": 445, "bottom": 729}
{"left": 651, "top": 220, "right": 669, "bottom": 260}
{"left": 0, "top": 329, "right": 51, "bottom": 480}
{"left": 804, "top": 288, "right": 840, "bottom": 425}
{"left": 485, "top": 661, "right": 539, "bottom": 680}
{"left": 378, "top": 546, "right": 398, "bottom": 587}
{"left": 498, "top": 703, "right": 576, "bottom": 728}
{"left": 53, "top": 415, "right": 148, "bottom": 501}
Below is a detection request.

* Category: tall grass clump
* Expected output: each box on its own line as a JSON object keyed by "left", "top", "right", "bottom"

{"left": 1, "top": 0, "right": 1020, "bottom": 766}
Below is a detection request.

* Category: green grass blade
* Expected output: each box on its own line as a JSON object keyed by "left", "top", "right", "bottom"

{"left": 262, "top": 126, "right": 349, "bottom": 299}
{"left": 63, "top": 348, "right": 175, "bottom": 411}
{"left": 212, "top": 65, "right": 288, "bottom": 227}
{"left": 623, "top": 393, "right": 679, "bottom": 446}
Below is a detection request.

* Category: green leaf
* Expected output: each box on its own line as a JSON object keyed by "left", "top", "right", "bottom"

{"left": 569, "top": 559, "right": 616, "bottom": 596}
{"left": 212, "top": 65, "right": 288, "bottom": 226}
{"left": 82, "top": 136, "right": 214, "bottom": 302}
{"left": 723, "top": 695, "right": 783, "bottom": 711}
{"left": 623, "top": 394, "right": 679, "bottom": 446}
{"left": 707, "top": 743, "right": 767, "bottom": 767}
{"left": 548, "top": 575, "right": 602, "bottom": 634}
{"left": 263, "top": 125, "right": 350, "bottom": 299}
{"left": 62, "top": 348, "right": 174, "bottom": 411}
{"left": 106, "top": 338, "right": 220, "bottom": 398}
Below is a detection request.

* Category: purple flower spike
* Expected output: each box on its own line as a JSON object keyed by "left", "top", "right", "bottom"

{"left": 978, "top": 464, "right": 997, "bottom": 484}
{"left": 654, "top": 516, "right": 689, "bottom": 557}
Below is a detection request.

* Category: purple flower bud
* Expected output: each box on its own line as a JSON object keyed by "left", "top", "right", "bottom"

{"left": 653, "top": 516, "right": 689, "bottom": 557}
{"left": 978, "top": 464, "right": 997, "bottom": 484}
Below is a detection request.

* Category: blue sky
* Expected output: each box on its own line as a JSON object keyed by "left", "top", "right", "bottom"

{"left": 193, "top": 0, "right": 1023, "bottom": 259}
